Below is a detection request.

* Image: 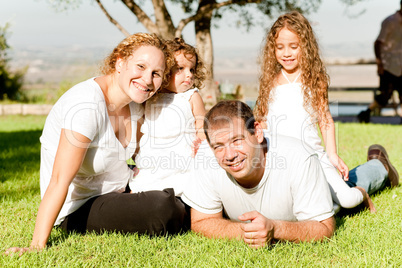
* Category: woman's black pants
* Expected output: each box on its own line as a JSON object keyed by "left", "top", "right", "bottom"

{"left": 59, "top": 188, "right": 190, "bottom": 236}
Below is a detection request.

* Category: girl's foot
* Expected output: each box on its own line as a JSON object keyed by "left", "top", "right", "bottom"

{"left": 355, "top": 186, "right": 376, "bottom": 213}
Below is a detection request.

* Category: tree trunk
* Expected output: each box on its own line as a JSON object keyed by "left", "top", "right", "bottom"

{"left": 195, "top": 0, "right": 218, "bottom": 109}
{"left": 152, "top": 0, "right": 175, "bottom": 39}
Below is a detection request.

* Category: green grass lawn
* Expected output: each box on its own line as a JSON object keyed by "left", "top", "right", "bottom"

{"left": 0, "top": 115, "right": 401, "bottom": 267}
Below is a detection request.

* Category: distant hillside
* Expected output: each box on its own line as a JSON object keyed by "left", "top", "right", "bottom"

{"left": 9, "top": 44, "right": 375, "bottom": 86}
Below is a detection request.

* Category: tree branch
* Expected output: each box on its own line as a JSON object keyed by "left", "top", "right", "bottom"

{"left": 152, "top": 0, "right": 175, "bottom": 38}
{"left": 175, "top": 14, "right": 198, "bottom": 38}
{"left": 174, "top": 0, "right": 262, "bottom": 37}
{"left": 120, "top": 0, "right": 159, "bottom": 35}
{"left": 95, "top": 0, "right": 131, "bottom": 37}
{"left": 215, "top": 0, "right": 262, "bottom": 9}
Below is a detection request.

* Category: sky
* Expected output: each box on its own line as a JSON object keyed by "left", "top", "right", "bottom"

{"left": 0, "top": 0, "right": 400, "bottom": 61}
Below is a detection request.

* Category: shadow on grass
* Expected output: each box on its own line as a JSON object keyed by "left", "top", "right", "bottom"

{"left": 335, "top": 189, "right": 389, "bottom": 229}
{"left": 0, "top": 130, "right": 42, "bottom": 184}
{"left": 48, "top": 227, "right": 70, "bottom": 247}
{"left": 336, "top": 203, "right": 368, "bottom": 219}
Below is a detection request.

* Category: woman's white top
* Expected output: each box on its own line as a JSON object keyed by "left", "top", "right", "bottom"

{"left": 130, "top": 88, "right": 198, "bottom": 196}
{"left": 265, "top": 71, "right": 324, "bottom": 154}
{"left": 40, "top": 78, "right": 143, "bottom": 225}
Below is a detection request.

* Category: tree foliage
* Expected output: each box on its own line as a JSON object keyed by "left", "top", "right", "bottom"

{"left": 0, "top": 24, "right": 26, "bottom": 101}
{"left": 46, "top": 0, "right": 366, "bottom": 105}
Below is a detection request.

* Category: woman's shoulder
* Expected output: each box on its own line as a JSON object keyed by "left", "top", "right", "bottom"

{"left": 52, "top": 77, "right": 107, "bottom": 116}
{"left": 64, "top": 78, "right": 104, "bottom": 101}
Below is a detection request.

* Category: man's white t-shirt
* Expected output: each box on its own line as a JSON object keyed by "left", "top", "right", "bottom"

{"left": 182, "top": 135, "right": 334, "bottom": 223}
{"left": 40, "top": 78, "right": 144, "bottom": 225}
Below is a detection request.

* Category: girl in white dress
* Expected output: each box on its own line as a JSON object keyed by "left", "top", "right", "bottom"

{"left": 130, "top": 38, "right": 206, "bottom": 196}
{"left": 254, "top": 11, "right": 376, "bottom": 213}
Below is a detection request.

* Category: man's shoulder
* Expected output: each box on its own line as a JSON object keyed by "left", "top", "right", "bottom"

{"left": 383, "top": 11, "right": 401, "bottom": 25}
{"left": 265, "top": 134, "right": 317, "bottom": 159}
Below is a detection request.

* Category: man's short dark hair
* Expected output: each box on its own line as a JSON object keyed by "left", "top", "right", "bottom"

{"left": 204, "top": 100, "right": 256, "bottom": 143}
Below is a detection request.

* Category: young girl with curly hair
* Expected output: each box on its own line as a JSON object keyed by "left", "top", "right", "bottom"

{"left": 254, "top": 11, "right": 375, "bottom": 213}
{"left": 130, "top": 37, "right": 206, "bottom": 197}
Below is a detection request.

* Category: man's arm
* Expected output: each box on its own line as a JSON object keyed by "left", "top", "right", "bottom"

{"left": 240, "top": 211, "right": 334, "bottom": 248}
{"left": 374, "top": 40, "right": 384, "bottom": 75}
{"left": 270, "top": 216, "right": 335, "bottom": 242}
{"left": 191, "top": 208, "right": 335, "bottom": 249}
{"left": 191, "top": 208, "right": 244, "bottom": 240}
{"left": 374, "top": 16, "right": 390, "bottom": 76}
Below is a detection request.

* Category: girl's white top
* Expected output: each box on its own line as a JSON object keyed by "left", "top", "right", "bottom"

{"left": 130, "top": 88, "right": 198, "bottom": 196}
{"left": 266, "top": 71, "right": 363, "bottom": 213}
{"left": 40, "top": 78, "right": 143, "bottom": 225}
{"left": 265, "top": 72, "right": 324, "bottom": 154}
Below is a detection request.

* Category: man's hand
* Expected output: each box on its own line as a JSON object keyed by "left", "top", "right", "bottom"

{"left": 238, "top": 211, "right": 274, "bottom": 248}
{"left": 376, "top": 59, "right": 384, "bottom": 75}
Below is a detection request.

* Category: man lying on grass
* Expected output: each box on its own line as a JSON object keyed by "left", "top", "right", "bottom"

{"left": 182, "top": 100, "right": 399, "bottom": 248}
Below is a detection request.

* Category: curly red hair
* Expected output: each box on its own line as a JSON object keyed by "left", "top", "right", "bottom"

{"left": 254, "top": 11, "right": 330, "bottom": 125}
{"left": 165, "top": 37, "right": 206, "bottom": 89}
{"left": 101, "top": 33, "right": 175, "bottom": 90}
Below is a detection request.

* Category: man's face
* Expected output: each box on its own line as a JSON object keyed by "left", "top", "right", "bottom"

{"left": 207, "top": 117, "right": 265, "bottom": 188}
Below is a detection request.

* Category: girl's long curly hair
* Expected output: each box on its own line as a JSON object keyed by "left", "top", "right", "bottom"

{"left": 165, "top": 37, "right": 206, "bottom": 89}
{"left": 101, "top": 33, "right": 175, "bottom": 90}
{"left": 254, "top": 11, "right": 330, "bottom": 125}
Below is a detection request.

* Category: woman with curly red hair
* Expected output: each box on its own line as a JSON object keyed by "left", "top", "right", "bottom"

{"left": 6, "top": 33, "right": 187, "bottom": 256}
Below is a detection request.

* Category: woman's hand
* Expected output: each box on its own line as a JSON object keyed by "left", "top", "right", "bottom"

{"left": 4, "top": 247, "right": 38, "bottom": 257}
{"left": 328, "top": 153, "right": 349, "bottom": 180}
